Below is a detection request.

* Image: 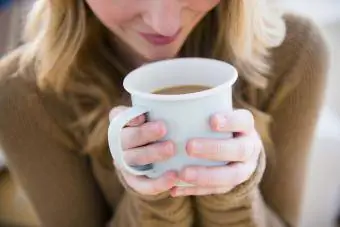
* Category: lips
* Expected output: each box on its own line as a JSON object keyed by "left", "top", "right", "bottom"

{"left": 139, "top": 30, "right": 181, "bottom": 46}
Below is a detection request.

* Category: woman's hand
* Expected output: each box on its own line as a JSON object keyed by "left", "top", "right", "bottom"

{"left": 171, "top": 109, "right": 263, "bottom": 197}
{"left": 110, "top": 106, "right": 178, "bottom": 196}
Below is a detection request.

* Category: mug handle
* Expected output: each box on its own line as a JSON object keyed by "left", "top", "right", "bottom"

{"left": 108, "top": 106, "right": 153, "bottom": 176}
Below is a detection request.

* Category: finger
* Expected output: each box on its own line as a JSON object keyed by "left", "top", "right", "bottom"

{"left": 121, "top": 121, "right": 167, "bottom": 149}
{"left": 121, "top": 171, "right": 178, "bottom": 195}
{"left": 126, "top": 114, "right": 147, "bottom": 127}
{"left": 179, "top": 161, "right": 257, "bottom": 187}
{"left": 170, "top": 186, "right": 232, "bottom": 197}
{"left": 187, "top": 132, "right": 262, "bottom": 162}
{"left": 210, "top": 109, "right": 255, "bottom": 135}
{"left": 124, "top": 141, "right": 175, "bottom": 166}
{"left": 109, "top": 106, "right": 146, "bottom": 127}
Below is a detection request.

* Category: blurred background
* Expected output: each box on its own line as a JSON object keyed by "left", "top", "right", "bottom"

{"left": 0, "top": 0, "right": 340, "bottom": 226}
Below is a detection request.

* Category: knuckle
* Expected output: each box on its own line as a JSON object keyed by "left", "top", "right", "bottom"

{"left": 122, "top": 128, "right": 140, "bottom": 149}
{"left": 197, "top": 168, "right": 212, "bottom": 186}
{"left": 142, "top": 123, "right": 158, "bottom": 141}
{"left": 124, "top": 142, "right": 173, "bottom": 166}
{"left": 203, "top": 179, "right": 213, "bottom": 187}
{"left": 130, "top": 125, "right": 150, "bottom": 145}
{"left": 237, "top": 141, "right": 249, "bottom": 161}
{"left": 240, "top": 136, "right": 259, "bottom": 160}
{"left": 216, "top": 141, "right": 225, "bottom": 154}
{"left": 161, "top": 142, "right": 174, "bottom": 158}
{"left": 135, "top": 125, "right": 145, "bottom": 139}
{"left": 148, "top": 143, "right": 171, "bottom": 162}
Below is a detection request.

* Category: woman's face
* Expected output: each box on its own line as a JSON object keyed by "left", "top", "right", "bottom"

{"left": 86, "top": 0, "right": 220, "bottom": 63}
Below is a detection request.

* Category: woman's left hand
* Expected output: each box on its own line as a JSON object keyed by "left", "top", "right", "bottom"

{"left": 170, "top": 109, "right": 263, "bottom": 197}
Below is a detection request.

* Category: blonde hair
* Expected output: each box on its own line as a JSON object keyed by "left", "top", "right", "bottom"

{"left": 19, "top": 0, "right": 285, "bottom": 166}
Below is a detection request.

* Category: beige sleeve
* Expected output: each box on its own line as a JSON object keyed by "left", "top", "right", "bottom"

{"left": 0, "top": 77, "right": 110, "bottom": 227}
{"left": 260, "top": 20, "right": 329, "bottom": 226}
{"left": 109, "top": 171, "right": 194, "bottom": 227}
{"left": 194, "top": 150, "right": 274, "bottom": 227}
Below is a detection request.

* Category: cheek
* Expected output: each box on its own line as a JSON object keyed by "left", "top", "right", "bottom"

{"left": 85, "top": 0, "right": 138, "bottom": 26}
{"left": 187, "top": 0, "right": 220, "bottom": 12}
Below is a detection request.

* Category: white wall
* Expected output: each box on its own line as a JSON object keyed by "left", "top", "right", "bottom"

{"left": 280, "top": 0, "right": 340, "bottom": 25}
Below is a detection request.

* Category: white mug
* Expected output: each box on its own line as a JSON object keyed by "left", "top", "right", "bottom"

{"left": 108, "top": 58, "right": 238, "bottom": 182}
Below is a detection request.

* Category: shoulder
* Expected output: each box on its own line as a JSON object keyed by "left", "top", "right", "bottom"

{"left": 0, "top": 49, "right": 41, "bottom": 136}
{"left": 271, "top": 14, "right": 329, "bottom": 90}
{"left": 0, "top": 48, "right": 75, "bottom": 149}
{"left": 267, "top": 14, "right": 329, "bottom": 111}
{"left": 0, "top": 48, "right": 35, "bottom": 117}
{"left": 273, "top": 13, "right": 329, "bottom": 74}
{"left": 283, "top": 13, "right": 326, "bottom": 43}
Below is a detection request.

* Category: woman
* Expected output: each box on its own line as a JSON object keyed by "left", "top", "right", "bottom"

{"left": 0, "top": 0, "right": 328, "bottom": 226}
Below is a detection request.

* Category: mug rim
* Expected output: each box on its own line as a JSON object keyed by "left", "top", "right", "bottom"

{"left": 123, "top": 58, "right": 238, "bottom": 101}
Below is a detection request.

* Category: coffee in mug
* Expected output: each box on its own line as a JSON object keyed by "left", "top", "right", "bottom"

{"left": 153, "top": 85, "right": 212, "bottom": 95}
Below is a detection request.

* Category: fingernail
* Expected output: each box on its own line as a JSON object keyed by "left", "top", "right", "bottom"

{"left": 152, "top": 122, "right": 166, "bottom": 135}
{"left": 188, "top": 140, "right": 202, "bottom": 154}
{"left": 216, "top": 114, "right": 227, "bottom": 129}
{"left": 166, "top": 142, "right": 175, "bottom": 154}
{"left": 184, "top": 168, "right": 197, "bottom": 182}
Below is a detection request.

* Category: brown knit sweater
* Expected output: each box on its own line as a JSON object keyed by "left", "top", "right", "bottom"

{"left": 0, "top": 14, "right": 329, "bottom": 227}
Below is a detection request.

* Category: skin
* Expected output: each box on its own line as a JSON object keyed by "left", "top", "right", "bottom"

{"left": 88, "top": 0, "right": 263, "bottom": 196}
{"left": 86, "top": 0, "right": 220, "bottom": 62}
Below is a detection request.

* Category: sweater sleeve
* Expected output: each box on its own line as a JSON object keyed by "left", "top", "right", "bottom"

{"left": 0, "top": 76, "right": 110, "bottom": 227}
{"left": 194, "top": 149, "right": 269, "bottom": 227}
{"left": 260, "top": 17, "right": 329, "bottom": 226}
{"left": 193, "top": 16, "right": 329, "bottom": 227}
{"left": 110, "top": 172, "right": 194, "bottom": 227}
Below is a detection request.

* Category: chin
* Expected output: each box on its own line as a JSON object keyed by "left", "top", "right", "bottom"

{"left": 141, "top": 49, "right": 181, "bottom": 62}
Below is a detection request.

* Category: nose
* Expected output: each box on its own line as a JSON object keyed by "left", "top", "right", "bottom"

{"left": 143, "top": 0, "right": 182, "bottom": 36}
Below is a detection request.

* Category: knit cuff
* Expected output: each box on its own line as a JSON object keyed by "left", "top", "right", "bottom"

{"left": 196, "top": 148, "right": 266, "bottom": 210}
{"left": 114, "top": 170, "right": 194, "bottom": 226}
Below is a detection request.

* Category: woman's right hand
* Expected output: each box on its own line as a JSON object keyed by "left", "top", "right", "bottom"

{"left": 109, "top": 106, "right": 178, "bottom": 196}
